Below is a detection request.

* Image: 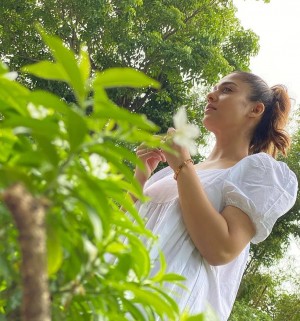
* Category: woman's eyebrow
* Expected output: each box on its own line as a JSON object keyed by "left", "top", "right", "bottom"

{"left": 213, "top": 81, "right": 238, "bottom": 90}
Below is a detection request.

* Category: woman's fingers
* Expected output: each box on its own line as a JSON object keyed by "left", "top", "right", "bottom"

{"left": 134, "top": 146, "right": 166, "bottom": 184}
{"left": 136, "top": 147, "right": 166, "bottom": 162}
{"left": 167, "top": 127, "right": 176, "bottom": 135}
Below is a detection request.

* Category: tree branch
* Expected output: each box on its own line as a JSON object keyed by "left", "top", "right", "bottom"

{"left": 162, "top": 0, "right": 219, "bottom": 41}
{"left": 253, "top": 285, "right": 268, "bottom": 308}
{"left": 3, "top": 183, "right": 50, "bottom": 321}
{"left": 129, "top": 88, "right": 155, "bottom": 112}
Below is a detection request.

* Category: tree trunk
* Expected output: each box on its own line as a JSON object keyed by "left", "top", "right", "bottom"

{"left": 3, "top": 183, "right": 51, "bottom": 321}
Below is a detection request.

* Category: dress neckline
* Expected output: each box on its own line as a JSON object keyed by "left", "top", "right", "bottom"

{"left": 193, "top": 152, "right": 267, "bottom": 172}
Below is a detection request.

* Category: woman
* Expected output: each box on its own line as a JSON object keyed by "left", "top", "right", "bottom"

{"left": 134, "top": 71, "right": 298, "bottom": 320}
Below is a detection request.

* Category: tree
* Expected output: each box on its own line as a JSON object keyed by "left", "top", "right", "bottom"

{"left": 0, "top": 29, "right": 203, "bottom": 321}
{"left": 229, "top": 259, "right": 300, "bottom": 321}
{"left": 272, "top": 293, "right": 300, "bottom": 321}
{"left": 0, "top": 0, "right": 260, "bottom": 131}
{"left": 229, "top": 301, "right": 272, "bottom": 321}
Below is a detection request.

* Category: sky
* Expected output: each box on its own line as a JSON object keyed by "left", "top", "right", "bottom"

{"left": 233, "top": 0, "right": 300, "bottom": 105}
{"left": 233, "top": 0, "right": 300, "bottom": 276}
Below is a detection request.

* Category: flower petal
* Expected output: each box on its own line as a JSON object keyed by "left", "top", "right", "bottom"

{"left": 185, "top": 124, "right": 200, "bottom": 138}
{"left": 173, "top": 107, "right": 187, "bottom": 129}
{"left": 188, "top": 142, "right": 198, "bottom": 156}
{"left": 173, "top": 135, "right": 191, "bottom": 146}
{"left": 172, "top": 106, "right": 200, "bottom": 155}
{"left": 3, "top": 71, "right": 18, "bottom": 81}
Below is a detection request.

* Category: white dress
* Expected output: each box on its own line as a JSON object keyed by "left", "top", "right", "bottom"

{"left": 135, "top": 153, "right": 298, "bottom": 321}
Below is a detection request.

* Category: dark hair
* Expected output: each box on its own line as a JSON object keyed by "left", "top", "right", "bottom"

{"left": 232, "top": 71, "right": 291, "bottom": 158}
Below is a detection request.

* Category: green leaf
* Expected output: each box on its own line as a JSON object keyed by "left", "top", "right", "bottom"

{"left": 78, "top": 45, "right": 91, "bottom": 84}
{"left": 22, "top": 61, "right": 69, "bottom": 82}
{"left": 106, "top": 241, "right": 127, "bottom": 254}
{"left": 0, "top": 62, "right": 9, "bottom": 74}
{"left": 117, "top": 126, "right": 162, "bottom": 144}
{"left": 112, "top": 253, "right": 132, "bottom": 278}
{"left": 66, "top": 110, "right": 88, "bottom": 152}
{"left": 73, "top": 175, "right": 112, "bottom": 236}
{"left": 47, "top": 223, "right": 63, "bottom": 276}
{"left": 12, "top": 150, "right": 44, "bottom": 167}
{"left": 93, "top": 98, "right": 158, "bottom": 131}
{"left": 151, "top": 252, "right": 167, "bottom": 282}
{"left": 109, "top": 192, "right": 149, "bottom": 231}
{"left": 0, "top": 129, "right": 17, "bottom": 163}
{"left": 115, "top": 177, "right": 147, "bottom": 201}
{"left": 125, "top": 233, "right": 151, "bottom": 278}
{"left": 3, "top": 116, "right": 60, "bottom": 138}
{"left": 111, "top": 208, "right": 152, "bottom": 239}
{"left": 29, "top": 91, "right": 70, "bottom": 114}
{"left": 87, "top": 145, "right": 135, "bottom": 182}
{"left": 150, "top": 285, "right": 180, "bottom": 315}
{"left": 0, "top": 78, "right": 30, "bottom": 116}
{"left": 34, "top": 134, "right": 60, "bottom": 166}
{"left": 159, "top": 273, "right": 186, "bottom": 282}
{"left": 113, "top": 282, "right": 177, "bottom": 319}
{"left": 95, "top": 68, "right": 161, "bottom": 89}
{"left": 0, "top": 166, "right": 32, "bottom": 189}
{"left": 37, "top": 26, "right": 86, "bottom": 105}
{"left": 122, "top": 298, "right": 148, "bottom": 321}
{"left": 29, "top": 90, "right": 71, "bottom": 115}
{"left": 180, "top": 312, "right": 205, "bottom": 321}
{"left": 87, "top": 208, "right": 103, "bottom": 242}
{"left": 97, "top": 140, "right": 144, "bottom": 168}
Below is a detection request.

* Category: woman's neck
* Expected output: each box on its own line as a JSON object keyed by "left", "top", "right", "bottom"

{"left": 206, "top": 134, "right": 250, "bottom": 164}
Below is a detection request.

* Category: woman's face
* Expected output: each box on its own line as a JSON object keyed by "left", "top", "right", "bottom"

{"left": 203, "top": 74, "right": 255, "bottom": 135}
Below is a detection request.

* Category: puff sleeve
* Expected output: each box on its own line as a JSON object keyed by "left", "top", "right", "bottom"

{"left": 223, "top": 153, "right": 298, "bottom": 244}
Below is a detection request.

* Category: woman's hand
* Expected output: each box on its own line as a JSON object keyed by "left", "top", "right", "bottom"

{"left": 135, "top": 144, "right": 166, "bottom": 188}
{"left": 134, "top": 128, "right": 192, "bottom": 187}
{"left": 163, "top": 128, "right": 191, "bottom": 170}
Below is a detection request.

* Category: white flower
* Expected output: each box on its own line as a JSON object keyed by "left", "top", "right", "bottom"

{"left": 27, "top": 102, "right": 50, "bottom": 119}
{"left": 2, "top": 71, "right": 18, "bottom": 81}
{"left": 172, "top": 107, "right": 200, "bottom": 155}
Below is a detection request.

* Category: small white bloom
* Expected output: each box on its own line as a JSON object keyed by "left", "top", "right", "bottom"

{"left": 172, "top": 107, "right": 200, "bottom": 155}
{"left": 89, "top": 153, "right": 109, "bottom": 178}
{"left": 27, "top": 102, "right": 50, "bottom": 119}
{"left": 2, "top": 71, "right": 18, "bottom": 81}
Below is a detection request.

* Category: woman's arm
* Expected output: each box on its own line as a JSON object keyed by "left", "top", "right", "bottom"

{"left": 176, "top": 163, "right": 255, "bottom": 266}
{"left": 163, "top": 128, "right": 255, "bottom": 266}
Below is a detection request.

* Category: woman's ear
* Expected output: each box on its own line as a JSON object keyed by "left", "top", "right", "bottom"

{"left": 249, "top": 102, "right": 265, "bottom": 118}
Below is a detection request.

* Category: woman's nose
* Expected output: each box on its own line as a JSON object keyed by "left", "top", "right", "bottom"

{"left": 207, "top": 91, "right": 217, "bottom": 102}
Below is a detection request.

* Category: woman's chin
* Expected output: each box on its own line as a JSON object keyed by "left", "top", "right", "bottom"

{"left": 202, "top": 118, "right": 217, "bottom": 132}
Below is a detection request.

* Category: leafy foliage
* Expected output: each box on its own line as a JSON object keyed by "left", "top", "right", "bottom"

{"left": 1, "top": 1, "right": 299, "bottom": 320}
{"left": 229, "top": 300, "right": 272, "bottom": 321}
{"left": 0, "top": 0, "right": 260, "bottom": 132}
{"left": 229, "top": 266, "right": 300, "bottom": 321}
{"left": 0, "top": 30, "right": 203, "bottom": 321}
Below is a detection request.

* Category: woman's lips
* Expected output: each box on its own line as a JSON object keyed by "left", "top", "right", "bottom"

{"left": 205, "top": 104, "right": 217, "bottom": 112}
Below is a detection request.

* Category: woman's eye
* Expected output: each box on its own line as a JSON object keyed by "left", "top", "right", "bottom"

{"left": 222, "top": 87, "right": 232, "bottom": 93}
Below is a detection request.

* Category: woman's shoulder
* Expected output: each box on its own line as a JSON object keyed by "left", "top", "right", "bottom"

{"left": 228, "top": 152, "right": 297, "bottom": 193}
{"left": 233, "top": 152, "right": 291, "bottom": 172}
